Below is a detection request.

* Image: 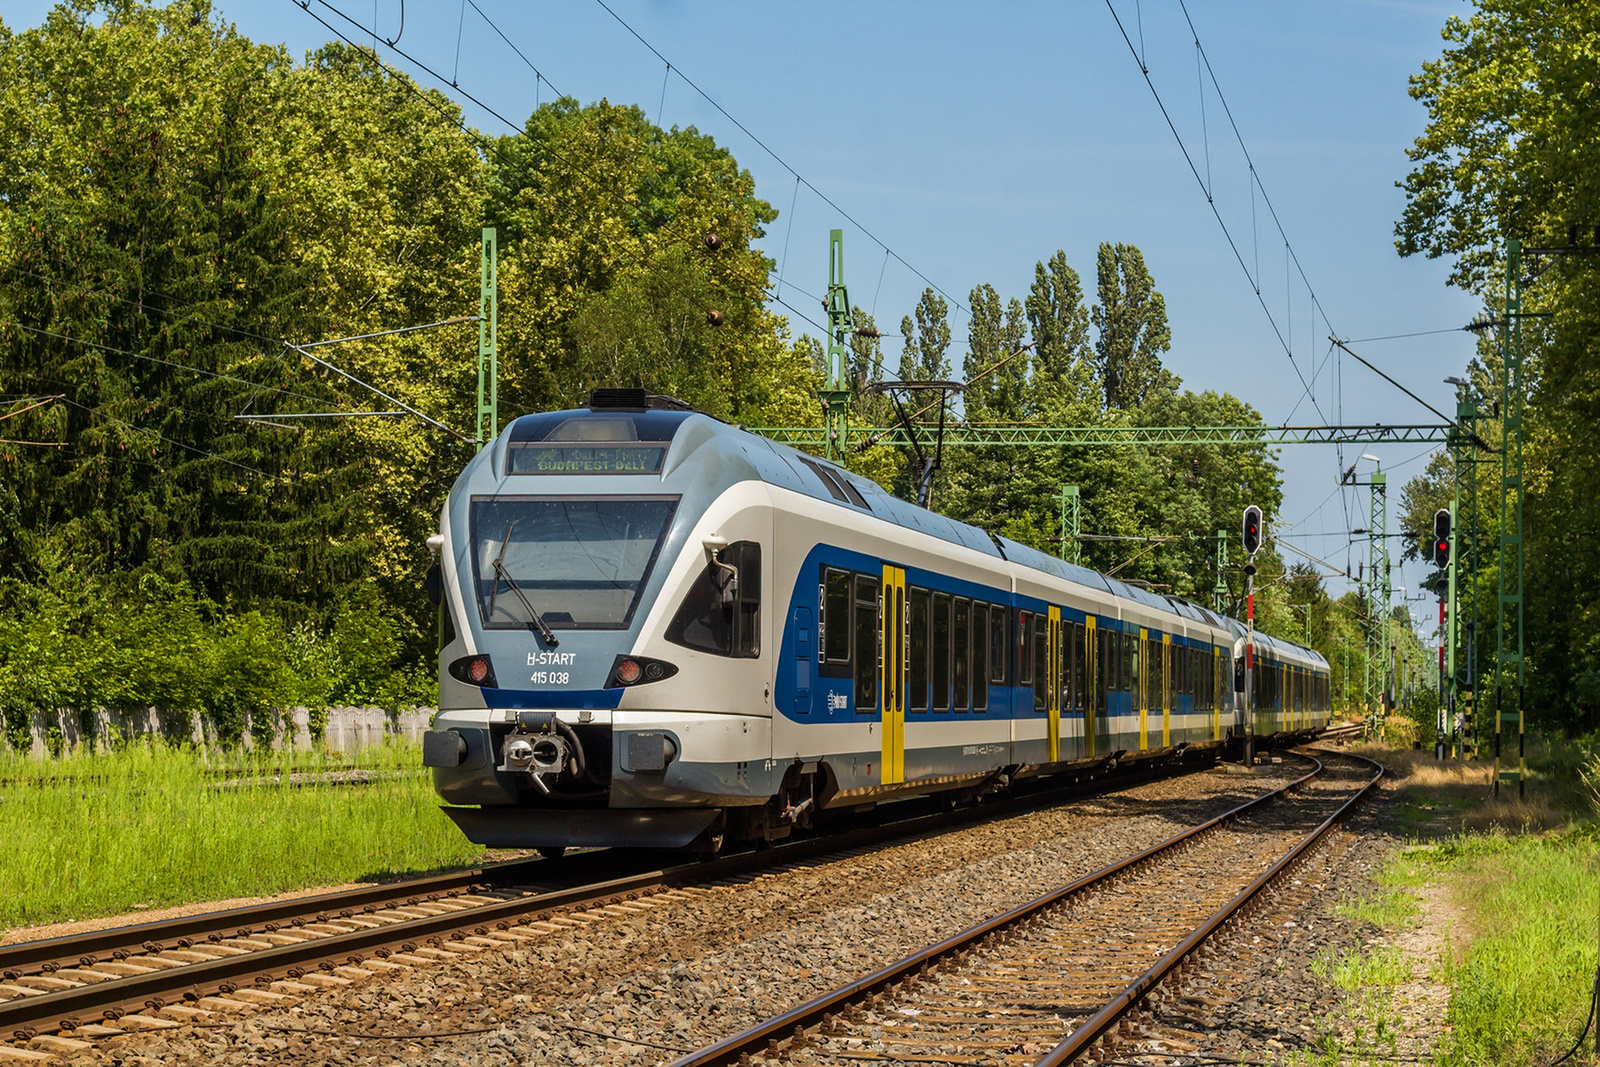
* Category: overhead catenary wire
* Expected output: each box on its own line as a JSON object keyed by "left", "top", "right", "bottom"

{"left": 587, "top": 0, "right": 969, "bottom": 317}
{"left": 49, "top": 392, "right": 272, "bottom": 478}
{"left": 1102, "top": 0, "right": 1332, "bottom": 428}
{"left": 4, "top": 320, "right": 337, "bottom": 409}
{"left": 295, "top": 0, "right": 821, "bottom": 360}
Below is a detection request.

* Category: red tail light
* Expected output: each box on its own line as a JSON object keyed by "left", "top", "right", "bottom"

{"left": 447, "top": 655, "right": 498, "bottom": 688}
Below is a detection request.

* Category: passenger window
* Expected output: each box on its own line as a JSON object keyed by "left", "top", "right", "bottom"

{"left": 665, "top": 541, "right": 761, "bottom": 658}
{"left": 853, "top": 575, "right": 879, "bottom": 711}
{"left": 932, "top": 592, "right": 951, "bottom": 711}
{"left": 1032, "top": 617, "right": 1047, "bottom": 712}
{"left": 910, "top": 588, "right": 930, "bottom": 712}
{"left": 1073, "top": 623, "right": 1088, "bottom": 712}
{"left": 989, "top": 605, "right": 1007, "bottom": 684}
{"left": 1123, "top": 632, "right": 1136, "bottom": 694}
{"left": 1059, "top": 619, "right": 1071, "bottom": 709}
{"left": 1096, "top": 628, "right": 1110, "bottom": 712}
{"left": 822, "top": 569, "right": 852, "bottom": 663}
{"left": 972, "top": 602, "right": 989, "bottom": 710}
{"left": 1018, "top": 611, "right": 1033, "bottom": 685}
{"left": 953, "top": 598, "right": 970, "bottom": 712}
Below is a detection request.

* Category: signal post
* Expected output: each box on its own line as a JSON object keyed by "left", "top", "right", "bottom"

{"left": 1241, "top": 505, "right": 1262, "bottom": 768}
{"left": 1432, "top": 508, "right": 1451, "bottom": 759}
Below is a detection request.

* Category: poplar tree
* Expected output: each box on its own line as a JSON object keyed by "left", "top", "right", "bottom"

{"left": 1091, "top": 243, "right": 1176, "bottom": 410}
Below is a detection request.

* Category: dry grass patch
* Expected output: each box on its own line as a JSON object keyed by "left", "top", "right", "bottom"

{"left": 1351, "top": 742, "right": 1575, "bottom": 834}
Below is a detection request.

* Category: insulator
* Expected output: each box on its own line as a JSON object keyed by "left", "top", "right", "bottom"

{"left": 706, "top": 309, "right": 725, "bottom": 326}
{"left": 704, "top": 232, "right": 723, "bottom": 250}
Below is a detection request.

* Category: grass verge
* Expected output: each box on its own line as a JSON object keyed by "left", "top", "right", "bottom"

{"left": 1404, "top": 828, "right": 1599, "bottom": 1067}
{"left": 0, "top": 741, "right": 490, "bottom": 934}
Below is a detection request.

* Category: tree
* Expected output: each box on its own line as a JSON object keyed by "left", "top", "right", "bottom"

{"left": 1091, "top": 243, "right": 1176, "bottom": 410}
{"left": 486, "top": 99, "right": 785, "bottom": 422}
{"left": 897, "top": 288, "right": 952, "bottom": 383}
{"left": 1025, "top": 250, "right": 1094, "bottom": 405}
{"left": 0, "top": 1, "right": 371, "bottom": 620}
{"left": 1397, "top": 0, "right": 1600, "bottom": 731}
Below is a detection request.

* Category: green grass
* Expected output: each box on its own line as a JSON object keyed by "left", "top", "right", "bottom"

{"left": 1417, "top": 826, "right": 1600, "bottom": 1067}
{"left": 0, "top": 741, "right": 489, "bottom": 933}
{"left": 1332, "top": 886, "right": 1419, "bottom": 930}
{"left": 1313, "top": 944, "right": 1415, "bottom": 992}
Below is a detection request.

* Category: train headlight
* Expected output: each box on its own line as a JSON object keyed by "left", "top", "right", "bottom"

{"left": 604, "top": 655, "right": 678, "bottom": 688}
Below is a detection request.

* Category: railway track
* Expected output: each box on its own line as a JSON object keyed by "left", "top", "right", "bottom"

{"left": 669, "top": 746, "right": 1380, "bottom": 1067}
{"left": 0, "top": 746, "right": 1251, "bottom": 1053}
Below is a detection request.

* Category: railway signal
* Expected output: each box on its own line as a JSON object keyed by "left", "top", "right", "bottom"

{"left": 1432, "top": 509, "right": 1451, "bottom": 570}
{"left": 1241, "top": 505, "right": 1263, "bottom": 557}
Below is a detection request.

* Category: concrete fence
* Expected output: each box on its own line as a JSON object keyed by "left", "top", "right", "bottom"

{"left": 15, "top": 705, "right": 435, "bottom": 757}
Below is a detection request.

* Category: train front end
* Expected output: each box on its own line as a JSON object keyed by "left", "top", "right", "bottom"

{"left": 421, "top": 394, "right": 775, "bottom": 852}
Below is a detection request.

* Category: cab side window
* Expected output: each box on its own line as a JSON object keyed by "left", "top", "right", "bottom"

{"left": 665, "top": 541, "right": 761, "bottom": 657}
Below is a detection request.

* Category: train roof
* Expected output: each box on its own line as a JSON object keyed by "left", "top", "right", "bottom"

{"left": 488, "top": 399, "right": 1328, "bottom": 665}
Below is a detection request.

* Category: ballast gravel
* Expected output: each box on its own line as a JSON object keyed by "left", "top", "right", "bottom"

{"left": 53, "top": 760, "right": 1307, "bottom": 1067}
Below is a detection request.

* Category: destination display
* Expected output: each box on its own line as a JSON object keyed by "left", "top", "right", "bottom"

{"left": 508, "top": 443, "right": 667, "bottom": 474}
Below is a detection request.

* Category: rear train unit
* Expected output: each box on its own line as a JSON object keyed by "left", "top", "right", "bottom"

{"left": 422, "top": 391, "right": 1331, "bottom": 852}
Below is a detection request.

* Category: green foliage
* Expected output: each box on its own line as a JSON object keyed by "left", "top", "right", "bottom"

{"left": 1091, "top": 242, "right": 1176, "bottom": 410}
{"left": 1398, "top": 0, "right": 1600, "bottom": 732}
{"left": 1333, "top": 887, "right": 1419, "bottom": 930}
{"left": 0, "top": 567, "right": 429, "bottom": 750}
{"left": 1311, "top": 945, "right": 1414, "bottom": 992}
{"left": 938, "top": 246, "right": 1287, "bottom": 620}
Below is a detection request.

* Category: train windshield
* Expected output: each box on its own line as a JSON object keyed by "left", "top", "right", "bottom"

{"left": 469, "top": 496, "right": 678, "bottom": 630}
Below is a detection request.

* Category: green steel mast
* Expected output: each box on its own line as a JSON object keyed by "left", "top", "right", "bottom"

{"left": 819, "top": 230, "right": 854, "bottom": 462}
{"left": 1496, "top": 239, "right": 1527, "bottom": 795}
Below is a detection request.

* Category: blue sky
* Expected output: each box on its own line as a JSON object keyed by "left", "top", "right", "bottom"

{"left": 6, "top": 0, "right": 1478, "bottom": 630}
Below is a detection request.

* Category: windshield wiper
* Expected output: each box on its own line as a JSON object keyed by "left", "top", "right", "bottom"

{"left": 491, "top": 527, "right": 560, "bottom": 647}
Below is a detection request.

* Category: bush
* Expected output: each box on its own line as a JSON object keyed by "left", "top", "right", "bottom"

{"left": 0, "top": 567, "right": 434, "bottom": 753}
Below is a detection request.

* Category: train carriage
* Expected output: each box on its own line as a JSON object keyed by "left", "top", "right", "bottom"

{"left": 423, "top": 392, "right": 1331, "bottom": 852}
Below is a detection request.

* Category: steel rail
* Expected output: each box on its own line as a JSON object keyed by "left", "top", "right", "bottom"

{"left": 1035, "top": 750, "right": 1382, "bottom": 1064}
{"left": 664, "top": 752, "right": 1333, "bottom": 1067}
{"left": 0, "top": 751, "right": 1232, "bottom": 1037}
{"left": 0, "top": 858, "right": 544, "bottom": 972}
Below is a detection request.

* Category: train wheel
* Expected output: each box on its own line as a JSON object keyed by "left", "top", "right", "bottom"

{"left": 537, "top": 846, "right": 566, "bottom": 861}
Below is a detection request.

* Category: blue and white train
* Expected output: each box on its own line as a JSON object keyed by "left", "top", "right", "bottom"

{"left": 422, "top": 391, "right": 1331, "bottom": 853}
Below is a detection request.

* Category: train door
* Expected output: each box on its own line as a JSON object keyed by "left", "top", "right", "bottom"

{"left": 880, "top": 565, "right": 906, "bottom": 785}
{"left": 1084, "top": 617, "right": 1097, "bottom": 758}
{"left": 1161, "top": 633, "right": 1172, "bottom": 747}
{"left": 1047, "top": 607, "right": 1062, "bottom": 762}
{"left": 1212, "top": 647, "right": 1222, "bottom": 741}
{"left": 1138, "top": 628, "right": 1149, "bottom": 750}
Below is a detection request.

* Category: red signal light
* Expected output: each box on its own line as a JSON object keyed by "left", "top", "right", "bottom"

{"left": 615, "top": 658, "right": 643, "bottom": 685}
{"left": 466, "top": 657, "right": 489, "bottom": 684}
